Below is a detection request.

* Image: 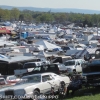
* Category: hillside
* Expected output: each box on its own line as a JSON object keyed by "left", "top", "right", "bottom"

{"left": 0, "top": 5, "right": 100, "bottom": 14}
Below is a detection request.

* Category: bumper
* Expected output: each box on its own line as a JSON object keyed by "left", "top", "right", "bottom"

{"left": 0, "top": 93, "right": 33, "bottom": 100}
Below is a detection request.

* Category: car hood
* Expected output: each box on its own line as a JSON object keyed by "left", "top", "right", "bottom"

{"left": 0, "top": 82, "right": 38, "bottom": 91}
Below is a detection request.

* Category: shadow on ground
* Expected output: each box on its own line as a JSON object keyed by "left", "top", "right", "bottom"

{"left": 64, "top": 86, "right": 100, "bottom": 100}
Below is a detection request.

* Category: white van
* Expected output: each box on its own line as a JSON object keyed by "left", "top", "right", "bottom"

{"left": 64, "top": 59, "right": 85, "bottom": 74}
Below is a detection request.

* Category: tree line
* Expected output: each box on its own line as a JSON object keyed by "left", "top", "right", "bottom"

{"left": 0, "top": 7, "right": 100, "bottom": 27}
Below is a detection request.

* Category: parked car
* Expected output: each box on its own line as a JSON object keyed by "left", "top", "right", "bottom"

{"left": 0, "top": 72, "right": 70, "bottom": 100}
{"left": 64, "top": 59, "right": 85, "bottom": 74}
{"left": 6, "top": 75, "right": 20, "bottom": 84}
{"left": 26, "top": 36, "right": 35, "bottom": 44}
{"left": 23, "top": 63, "right": 67, "bottom": 76}
{"left": 53, "top": 63, "right": 67, "bottom": 74}
{"left": 0, "top": 78, "right": 7, "bottom": 85}
{"left": 0, "top": 77, "right": 15, "bottom": 88}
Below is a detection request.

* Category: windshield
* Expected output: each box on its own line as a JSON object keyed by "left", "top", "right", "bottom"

{"left": 9, "top": 76, "right": 16, "bottom": 80}
{"left": 64, "top": 61, "right": 75, "bottom": 66}
{"left": 16, "top": 75, "right": 41, "bottom": 85}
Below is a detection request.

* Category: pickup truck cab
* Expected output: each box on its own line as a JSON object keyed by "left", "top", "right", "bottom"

{"left": 64, "top": 59, "right": 85, "bottom": 74}
{"left": 14, "top": 62, "right": 43, "bottom": 76}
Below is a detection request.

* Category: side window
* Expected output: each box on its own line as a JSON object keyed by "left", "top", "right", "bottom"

{"left": 61, "top": 64, "right": 64, "bottom": 67}
{"left": 42, "top": 75, "right": 52, "bottom": 82}
{"left": 76, "top": 61, "right": 78, "bottom": 65}
{"left": 50, "top": 75, "right": 55, "bottom": 80}
{"left": 42, "top": 66, "right": 48, "bottom": 71}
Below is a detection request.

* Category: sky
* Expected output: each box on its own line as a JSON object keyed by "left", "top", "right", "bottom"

{"left": 0, "top": 0, "right": 100, "bottom": 10}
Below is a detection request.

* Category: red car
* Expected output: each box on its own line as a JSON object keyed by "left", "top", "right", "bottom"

{"left": 0, "top": 78, "right": 12, "bottom": 88}
{"left": 6, "top": 75, "right": 20, "bottom": 84}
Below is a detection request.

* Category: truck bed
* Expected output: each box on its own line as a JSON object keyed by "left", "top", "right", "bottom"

{"left": 14, "top": 68, "right": 34, "bottom": 76}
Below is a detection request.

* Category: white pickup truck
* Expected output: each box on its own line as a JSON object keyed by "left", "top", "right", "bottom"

{"left": 14, "top": 62, "right": 43, "bottom": 76}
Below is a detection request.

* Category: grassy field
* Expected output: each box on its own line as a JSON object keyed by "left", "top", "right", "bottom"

{"left": 64, "top": 87, "right": 100, "bottom": 100}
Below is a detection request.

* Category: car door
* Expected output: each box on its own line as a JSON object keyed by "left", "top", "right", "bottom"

{"left": 49, "top": 74, "right": 61, "bottom": 91}
{"left": 78, "top": 60, "right": 82, "bottom": 72}
{"left": 41, "top": 75, "right": 55, "bottom": 94}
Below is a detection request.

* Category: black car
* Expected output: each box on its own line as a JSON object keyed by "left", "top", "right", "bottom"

{"left": 23, "top": 63, "right": 67, "bottom": 76}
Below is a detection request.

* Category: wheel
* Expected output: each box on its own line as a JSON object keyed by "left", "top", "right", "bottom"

{"left": 33, "top": 90, "right": 40, "bottom": 100}
{"left": 73, "top": 70, "right": 76, "bottom": 74}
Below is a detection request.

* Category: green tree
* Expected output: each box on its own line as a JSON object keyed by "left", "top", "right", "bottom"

{"left": 11, "top": 8, "right": 20, "bottom": 20}
{"left": 3, "top": 9, "right": 10, "bottom": 20}
{"left": 24, "top": 14, "right": 33, "bottom": 22}
{"left": 39, "top": 13, "right": 54, "bottom": 23}
{"left": 19, "top": 14, "right": 24, "bottom": 21}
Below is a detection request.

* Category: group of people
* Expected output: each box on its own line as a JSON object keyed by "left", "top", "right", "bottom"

{"left": 66, "top": 75, "right": 82, "bottom": 96}
{"left": 58, "top": 75, "right": 82, "bottom": 97}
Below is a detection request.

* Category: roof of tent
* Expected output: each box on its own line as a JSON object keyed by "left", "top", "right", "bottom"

{"left": 0, "top": 41, "right": 15, "bottom": 47}
{"left": 0, "top": 56, "right": 37, "bottom": 63}
{"left": 37, "top": 51, "right": 58, "bottom": 57}
{"left": 35, "top": 40, "right": 61, "bottom": 49}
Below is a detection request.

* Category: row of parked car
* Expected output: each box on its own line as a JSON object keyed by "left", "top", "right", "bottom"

{"left": 0, "top": 72, "right": 70, "bottom": 100}
{"left": 0, "top": 75, "right": 20, "bottom": 87}
{"left": 14, "top": 58, "right": 85, "bottom": 76}
{"left": 0, "top": 58, "right": 85, "bottom": 100}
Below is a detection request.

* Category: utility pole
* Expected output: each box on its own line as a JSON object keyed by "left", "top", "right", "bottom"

{"left": 97, "top": 23, "right": 99, "bottom": 36}
{"left": 19, "top": 21, "right": 22, "bottom": 40}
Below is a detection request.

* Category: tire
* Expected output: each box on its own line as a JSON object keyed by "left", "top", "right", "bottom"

{"left": 33, "top": 90, "right": 40, "bottom": 100}
{"left": 73, "top": 70, "right": 76, "bottom": 74}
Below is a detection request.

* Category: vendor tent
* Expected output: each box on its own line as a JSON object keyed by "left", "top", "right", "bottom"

{"left": 35, "top": 40, "right": 61, "bottom": 49}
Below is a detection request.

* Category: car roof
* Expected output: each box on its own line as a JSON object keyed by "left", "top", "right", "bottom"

{"left": 0, "top": 78, "right": 5, "bottom": 79}
{"left": 24, "top": 62, "right": 42, "bottom": 64}
{"left": 22, "top": 72, "right": 55, "bottom": 78}
{"left": 6, "top": 75, "right": 16, "bottom": 77}
{"left": 53, "top": 63, "right": 64, "bottom": 65}
{"left": 65, "top": 59, "right": 83, "bottom": 62}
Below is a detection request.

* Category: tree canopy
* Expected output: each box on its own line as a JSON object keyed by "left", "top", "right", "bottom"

{"left": 0, "top": 7, "right": 100, "bottom": 27}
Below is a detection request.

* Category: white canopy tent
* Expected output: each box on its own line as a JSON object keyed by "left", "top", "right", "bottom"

{"left": 35, "top": 40, "right": 61, "bottom": 49}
